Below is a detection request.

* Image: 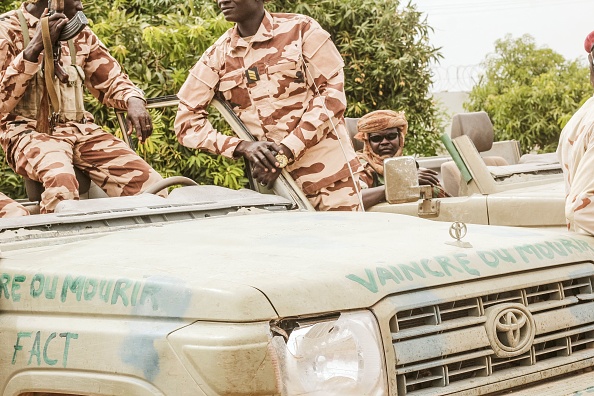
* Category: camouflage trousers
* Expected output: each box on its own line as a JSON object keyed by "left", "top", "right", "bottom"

{"left": 3, "top": 127, "right": 163, "bottom": 214}
{"left": 306, "top": 173, "right": 362, "bottom": 211}
{"left": 0, "top": 192, "right": 29, "bottom": 218}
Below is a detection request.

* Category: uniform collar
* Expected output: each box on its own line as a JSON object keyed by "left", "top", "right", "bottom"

{"left": 20, "top": 3, "right": 40, "bottom": 27}
{"left": 229, "top": 10, "right": 274, "bottom": 49}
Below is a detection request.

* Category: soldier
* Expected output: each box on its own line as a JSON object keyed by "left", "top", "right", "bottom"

{"left": 354, "top": 110, "right": 449, "bottom": 209}
{"left": 557, "top": 30, "right": 594, "bottom": 235}
{"left": 174, "top": 0, "right": 363, "bottom": 211}
{"left": 0, "top": 0, "right": 164, "bottom": 214}
{"left": 0, "top": 192, "right": 29, "bottom": 217}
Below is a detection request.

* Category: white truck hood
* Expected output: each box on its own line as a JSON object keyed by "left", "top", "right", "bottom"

{"left": 2, "top": 212, "right": 593, "bottom": 321}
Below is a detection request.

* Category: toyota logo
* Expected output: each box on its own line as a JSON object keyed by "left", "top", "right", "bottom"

{"left": 496, "top": 309, "right": 528, "bottom": 348}
{"left": 485, "top": 303, "right": 535, "bottom": 358}
{"left": 449, "top": 221, "right": 467, "bottom": 241}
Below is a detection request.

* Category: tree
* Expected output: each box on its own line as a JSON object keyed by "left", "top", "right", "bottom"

{"left": 268, "top": 0, "right": 443, "bottom": 156}
{"left": 0, "top": 0, "right": 444, "bottom": 198}
{"left": 465, "top": 34, "right": 592, "bottom": 153}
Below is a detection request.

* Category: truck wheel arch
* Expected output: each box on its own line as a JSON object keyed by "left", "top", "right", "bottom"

{"left": 4, "top": 370, "right": 163, "bottom": 396}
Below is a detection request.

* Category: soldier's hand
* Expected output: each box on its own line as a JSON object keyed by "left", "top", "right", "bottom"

{"left": 126, "top": 97, "right": 153, "bottom": 143}
{"left": 24, "top": 9, "right": 68, "bottom": 62}
{"left": 234, "top": 141, "right": 279, "bottom": 174}
{"left": 252, "top": 162, "right": 282, "bottom": 189}
{"left": 418, "top": 167, "right": 440, "bottom": 186}
{"left": 269, "top": 143, "right": 294, "bottom": 163}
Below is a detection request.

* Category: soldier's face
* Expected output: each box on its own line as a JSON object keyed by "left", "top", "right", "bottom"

{"left": 62, "top": 0, "right": 84, "bottom": 19}
{"left": 217, "top": 0, "right": 262, "bottom": 23}
{"left": 368, "top": 128, "right": 402, "bottom": 157}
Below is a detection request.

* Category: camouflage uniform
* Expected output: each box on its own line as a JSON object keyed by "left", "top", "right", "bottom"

{"left": 0, "top": 192, "right": 28, "bottom": 217}
{"left": 0, "top": 5, "right": 163, "bottom": 214}
{"left": 557, "top": 96, "right": 594, "bottom": 234}
{"left": 175, "top": 11, "right": 362, "bottom": 211}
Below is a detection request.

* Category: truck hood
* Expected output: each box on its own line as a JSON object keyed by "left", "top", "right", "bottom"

{"left": 2, "top": 212, "right": 594, "bottom": 321}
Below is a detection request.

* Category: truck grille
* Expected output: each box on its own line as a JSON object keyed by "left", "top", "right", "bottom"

{"left": 387, "top": 266, "right": 594, "bottom": 395}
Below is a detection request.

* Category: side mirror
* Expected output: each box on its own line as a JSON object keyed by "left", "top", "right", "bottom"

{"left": 384, "top": 156, "right": 419, "bottom": 204}
{"left": 384, "top": 156, "right": 440, "bottom": 217}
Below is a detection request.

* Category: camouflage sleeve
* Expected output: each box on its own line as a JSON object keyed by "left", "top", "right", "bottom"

{"left": 280, "top": 22, "right": 347, "bottom": 161}
{"left": 83, "top": 30, "right": 145, "bottom": 110}
{"left": 0, "top": 34, "right": 42, "bottom": 115}
{"left": 565, "top": 127, "right": 594, "bottom": 234}
{"left": 0, "top": 192, "right": 29, "bottom": 218}
{"left": 174, "top": 53, "right": 242, "bottom": 158}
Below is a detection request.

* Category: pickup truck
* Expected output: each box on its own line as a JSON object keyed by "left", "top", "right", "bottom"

{"left": 353, "top": 111, "right": 565, "bottom": 229}
{"left": 2, "top": 97, "right": 589, "bottom": 396}
{"left": 1, "top": 178, "right": 594, "bottom": 395}
{"left": 14, "top": 96, "right": 566, "bottom": 228}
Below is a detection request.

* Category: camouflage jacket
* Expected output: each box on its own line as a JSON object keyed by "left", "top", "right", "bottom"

{"left": 175, "top": 11, "right": 362, "bottom": 194}
{"left": 557, "top": 96, "right": 594, "bottom": 235}
{"left": 0, "top": 4, "right": 144, "bottom": 140}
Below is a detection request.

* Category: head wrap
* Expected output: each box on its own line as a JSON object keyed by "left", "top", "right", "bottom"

{"left": 585, "top": 31, "right": 594, "bottom": 53}
{"left": 354, "top": 110, "right": 408, "bottom": 176}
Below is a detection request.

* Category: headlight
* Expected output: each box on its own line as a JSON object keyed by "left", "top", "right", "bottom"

{"left": 271, "top": 311, "right": 387, "bottom": 395}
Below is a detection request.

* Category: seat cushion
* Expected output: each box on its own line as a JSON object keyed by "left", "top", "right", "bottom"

{"left": 25, "top": 167, "right": 92, "bottom": 202}
{"left": 441, "top": 160, "right": 462, "bottom": 197}
{"left": 518, "top": 152, "right": 559, "bottom": 165}
{"left": 344, "top": 117, "right": 363, "bottom": 152}
{"left": 450, "top": 111, "right": 494, "bottom": 152}
{"left": 441, "top": 156, "right": 508, "bottom": 197}
{"left": 482, "top": 156, "right": 508, "bottom": 166}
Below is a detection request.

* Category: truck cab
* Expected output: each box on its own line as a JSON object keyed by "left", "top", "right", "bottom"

{"left": 2, "top": 97, "right": 590, "bottom": 396}
{"left": 1, "top": 190, "right": 594, "bottom": 395}
{"left": 346, "top": 111, "right": 566, "bottom": 229}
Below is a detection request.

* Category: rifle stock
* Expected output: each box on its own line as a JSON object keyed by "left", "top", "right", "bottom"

{"left": 48, "top": 0, "right": 64, "bottom": 12}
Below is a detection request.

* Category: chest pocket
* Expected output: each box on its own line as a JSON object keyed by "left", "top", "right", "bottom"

{"left": 12, "top": 10, "right": 45, "bottom": 119}
{"left": 55, "top": 64, "right": 86, "bottom": 123}
{"left": 13, "top": 73, "right": 43, "bottom": 120}
{"left": 53, "top": 40, "right": 86, "bottom": 123}
{"left": 218, "top": 69, "right": 251, "bottom": 110}
{"left": 12, "top": 11, "right": 85, "bottom": 123}
{"left": 264, "top": 49, "right": 307, "bottom": 102}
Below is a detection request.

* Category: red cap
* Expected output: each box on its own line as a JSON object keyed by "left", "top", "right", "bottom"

{"left": 585, "top": 31, "right": 594, "bottom": 53}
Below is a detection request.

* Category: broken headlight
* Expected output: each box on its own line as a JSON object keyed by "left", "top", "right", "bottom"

{"left": 271, "top": 311, "right": 387, "bottom": 395}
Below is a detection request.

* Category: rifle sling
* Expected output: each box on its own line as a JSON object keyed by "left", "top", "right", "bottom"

{"left": 16, "top": 10, "right": 29, "bottom": 47}
{"left": 41, "top": 16, "right": 60, "bottom": 116}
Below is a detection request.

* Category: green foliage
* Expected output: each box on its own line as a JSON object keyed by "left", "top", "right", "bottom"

{"left": 84, "top": 0, "right": 250, "bottom": 189}
{"left": 0, "top": 0, "right": 443, "bottom": 198}
{"left": 269, "top": 0, "right": 444, "bottom": 155}
{"left": 0, "top": 2, "right": 19, "bottom": 13}
{"left": 0, "top": 2, "right": 26, "bottom": 198}
{"left": 465, "top": 34, "right": 592, "bottom": 153}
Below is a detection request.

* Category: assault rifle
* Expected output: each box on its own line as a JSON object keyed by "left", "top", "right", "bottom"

{"left": 44, "top": 0, "right": 88, "bottom": 84}
{"left": 47, "top": 0, "right": 88, "bottom": 41}
{"left": 37, "top": 0, "right": 89, "bottom": 132}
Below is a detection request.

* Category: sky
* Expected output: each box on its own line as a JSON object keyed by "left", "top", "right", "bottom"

{"left": 412, "top": 0, "right": 594, "bottom": 91}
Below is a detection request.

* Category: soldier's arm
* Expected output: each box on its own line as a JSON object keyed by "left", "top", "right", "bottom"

{"left": 174, "top": 55, "right": 242, "bottom": 158}
{"left": 279, "top": 22, "right": 347, "bottom": 162}
{"left": 565, "top": 127, "right": 594, "bottom": 234}
{"left": 0, "top": 29, "right": 42, "bottom": 114}
{"left": 361, "top": 186, "right": 386, "bottom": 210}
{"left": 82, "top": 30, "right": 144, "bottom": 110}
